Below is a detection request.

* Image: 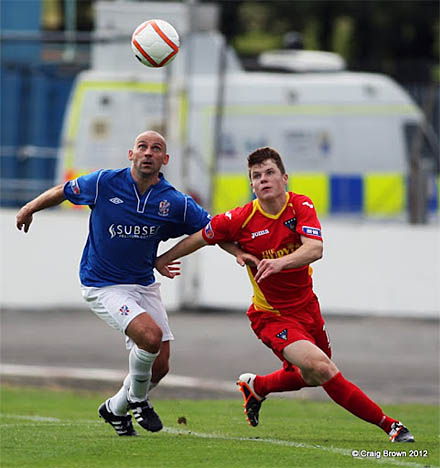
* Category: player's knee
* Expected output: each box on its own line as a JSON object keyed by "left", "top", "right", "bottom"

{"left": 315, "top": 359, "right": 339, "bottom": 385}
{"left": 302, "top": 357, "right": 338, "bottom": 386}
{"left": 148, "top": 327, "right": 163, "bottom": 351}
{"left": 137, "top": 325, "right": 163, "bottom": 353}
{"left": 300, "top": 369, "right": 320, "bottom": 386}
{"left": 316, "top": 359, "right": 338, "bottom": 382}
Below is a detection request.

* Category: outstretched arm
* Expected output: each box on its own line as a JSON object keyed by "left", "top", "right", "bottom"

{"left": 156, "top": 231, "right": 260, "bottom": 278}
{"left": 218, "top": 242, "right": 259, "bottom": 268}
{"left": 254, "top": 236, "right": 323, "bottom": 283}
{"left": 156, "top": 230, "right": 207, "bottom": 277}
{"left": 16, "top": 184, "right": 66, "bottom": 233}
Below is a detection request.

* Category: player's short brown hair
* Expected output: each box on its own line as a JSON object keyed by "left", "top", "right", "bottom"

{"left": 247, "top": 146, "right": 286, "bottom": 178}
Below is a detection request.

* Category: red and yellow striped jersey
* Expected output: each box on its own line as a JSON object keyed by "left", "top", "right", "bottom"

{"left": 202, "top": 192, "right": 323, "bottom": 314}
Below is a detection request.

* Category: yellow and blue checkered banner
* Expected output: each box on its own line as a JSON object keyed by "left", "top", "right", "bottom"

{"left": 213, "top": 172, "right": 439, "bottom": 217}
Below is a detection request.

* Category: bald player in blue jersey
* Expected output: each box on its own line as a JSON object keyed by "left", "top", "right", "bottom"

{"left": 16, "top": 130, "right": 247, "bottom": 437}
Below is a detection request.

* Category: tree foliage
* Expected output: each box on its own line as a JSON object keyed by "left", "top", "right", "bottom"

{"left": 216, "top": 0, "right": 439, "bottom": 81}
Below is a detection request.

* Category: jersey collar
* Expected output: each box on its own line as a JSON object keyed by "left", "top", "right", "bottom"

{"left": 126, "top": 168, "right": 167, "bottom": 189}
{"left": 255, "top": 192, "right": 289, "bottom": 219}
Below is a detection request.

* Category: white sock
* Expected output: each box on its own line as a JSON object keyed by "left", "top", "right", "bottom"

{"left": 147, "top": 381, "right": 158, "bottom": 393}
{"left": 108, "top": 375, "right": 130, "bottom": 416}
{"left": 128, "top": 346, "right": 159, "bottom": 403}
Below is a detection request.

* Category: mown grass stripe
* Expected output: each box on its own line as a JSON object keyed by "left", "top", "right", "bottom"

{"left": 163, "top": 427, "right": 434, "bottom": 468}
{"left": 0, "top": 413, "right": 434, "bottom": 468}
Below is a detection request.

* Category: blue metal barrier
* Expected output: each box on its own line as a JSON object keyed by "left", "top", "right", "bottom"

{"left": 0, "top": 64, "right": 78, "bottom": 206}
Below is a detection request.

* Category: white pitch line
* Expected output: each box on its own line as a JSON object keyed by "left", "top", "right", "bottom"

{"left": 0, "top": 363, "right": 236, "bottom": 393}
{"left": 0, "top": 414, "right": 435, "bottom": 468}
{"left": 0, "top": 414, "right": 62, "bottom": 422}
{"left": 163, "top": 428, "right": 436, "bottom": 468}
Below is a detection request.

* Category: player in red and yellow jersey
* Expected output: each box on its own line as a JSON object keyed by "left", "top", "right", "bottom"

{"left": 155, "top": 147, "right": 414, "bottom": 443}
{"left": 205, "top": 190, "right": 322, "bottom": 313}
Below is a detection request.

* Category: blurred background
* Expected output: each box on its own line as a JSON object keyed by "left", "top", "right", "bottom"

{"left": 1, "top": 0, "right": 439, "bottom": 220}
{"left": 1, "top": 0, "right": 439, "bottom": 315}
{"left": 1, "top": 0, "right": 439, "bottom": 400}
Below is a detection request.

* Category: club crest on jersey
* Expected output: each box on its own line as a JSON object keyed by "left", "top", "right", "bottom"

{"left": 204, "top": 222, "right": 214, "bottom": 239}
{"left": 302, "top": 226, "right": 322, "bottom": 237}
{"left": 283, "top": 217, "right": 297, "bottom": 233}
{"left": 158, "top": 200, "right": 170, "bottom": 217}
{"left": 119, "top": 305, "right": 130, "bottom": 316}
{"left": 70, "top": 179, "right": 80, "bottom": 194}
{"left": 276, "top": 329, "right": 288, "bottom": 340}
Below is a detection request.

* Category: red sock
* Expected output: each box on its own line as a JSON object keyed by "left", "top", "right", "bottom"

{"left": 254, "top": 367, "right": 308, "bottom": 397}
{"left": 322, "top": 372, "right": 398, "bottom": 433}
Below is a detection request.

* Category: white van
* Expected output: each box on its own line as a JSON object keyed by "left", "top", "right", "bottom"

{"left": 57, "top": 1, "right": 438, "bottom": 218}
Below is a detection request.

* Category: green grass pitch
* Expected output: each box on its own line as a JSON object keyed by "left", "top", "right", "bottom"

{"left": 1, "top": 385, "right": 439, "bottom": 468}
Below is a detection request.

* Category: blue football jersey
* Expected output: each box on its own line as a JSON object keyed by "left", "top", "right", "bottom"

{"left": 64, "top": 168, "right": 211, "bottom": 287}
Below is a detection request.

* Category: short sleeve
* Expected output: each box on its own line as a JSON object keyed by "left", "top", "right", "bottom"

{"left": 63, "top": 170, "right": 103, "bottom": 206}
{"left": 177, "top": 195, "right": 211, "bottom": 236}
{"left": 295, "top": 195, "right": 323, "bottom": 240}
{"left": 202, "top": 207, "right": 244, "bottom": 244}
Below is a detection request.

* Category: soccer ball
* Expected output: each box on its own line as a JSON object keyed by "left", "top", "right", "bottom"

{"left": 131, "top": 19, "right": 180, "bottom": 68}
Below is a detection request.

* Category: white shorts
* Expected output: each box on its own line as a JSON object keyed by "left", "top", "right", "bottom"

{"left": 81, "top": 282, "right": 174, "bottom": 349}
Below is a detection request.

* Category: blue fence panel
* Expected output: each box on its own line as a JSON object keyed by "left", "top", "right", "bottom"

{"left": 0, "top": 64, "right": 78, "bottom": 207}
{"left": 330, "top": 175, "right": 363, "bottom": 214}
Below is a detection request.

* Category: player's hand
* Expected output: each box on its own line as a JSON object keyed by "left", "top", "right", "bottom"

{"left": 16, "top": 207, "right": 33, "bottom": 233}
{"left": 236, "top": 252, "right": 260, "bottom": 268}
{"left": 155, "top": 258, "right": 181, "bottom": 278}
{"left": 254, "top": 258, "right": 283, "bottom": 283}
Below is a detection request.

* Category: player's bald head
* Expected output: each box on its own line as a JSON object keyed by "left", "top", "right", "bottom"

{"left": 134, "top": 131, "right": 167, "bottom": 151}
